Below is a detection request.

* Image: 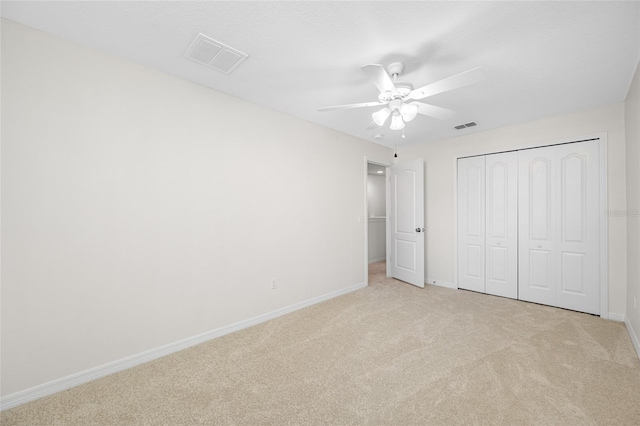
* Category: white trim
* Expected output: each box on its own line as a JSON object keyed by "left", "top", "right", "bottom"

{"left": 455, "top": 132, "right": 608, "bottom": 160}
{"left": 608, "top": 312, "right": 625, "bottom": 322}
{"left": 426, "top": 278, "right": 456, "bottom": 289}
{"left": 0, "top": 281, "right": 366, "bottom": 411}
{"left": 386, "top": 167, "right": 391, "bottom": 277}
{"left": 453, "top": 156, "right": 459, "bottom": 289}
{"left": 625, "top": 318, "right": 640, "bottom": 359}
{"left": 598, "top": 133, "right": 609, "bottom": 319}
{"left": 367, "top": 217, "right": 386, "bottom": 223}
{"left": 364, "top": 157, "right": 369, "bottom": 286}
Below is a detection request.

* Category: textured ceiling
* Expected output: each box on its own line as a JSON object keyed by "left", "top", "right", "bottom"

{"left": 2, "top": 1, "right": 639, "bottom": 148}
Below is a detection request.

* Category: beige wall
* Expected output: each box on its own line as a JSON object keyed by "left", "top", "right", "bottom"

{"left": 397, "top": 103, "right": 628, "bottom": 318}
{"left": 0, "top": 20, "right": 392, "bottom": 396}
{"left": 625, "top": 60, "right": 640, "bottom": 355}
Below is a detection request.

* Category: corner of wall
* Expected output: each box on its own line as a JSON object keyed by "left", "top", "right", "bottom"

{"left": 625, "top": 318, "right": 640, "bottom": 360}
{"left": 624, "top": 59, "right": 640, "bottom": 359}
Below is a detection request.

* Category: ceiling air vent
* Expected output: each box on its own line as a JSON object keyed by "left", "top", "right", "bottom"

{"left": 185, "top": 33, "right": 248, "bottom": 74}
{"left": 454, "top": 121, "right": 477, "bottom": 130}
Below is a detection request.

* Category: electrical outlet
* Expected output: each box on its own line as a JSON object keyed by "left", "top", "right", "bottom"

{"left": 271, "top": 278, "right": 277, "bottom": 290}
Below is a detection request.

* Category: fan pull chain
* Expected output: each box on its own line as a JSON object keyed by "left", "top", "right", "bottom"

{"left": 394, "top": 144, "right": 397, "bottom": 158}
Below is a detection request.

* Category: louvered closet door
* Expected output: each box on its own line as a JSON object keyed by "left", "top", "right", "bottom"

{"left": 485, "top": 152, "right": 518, "bottom": 299}
{"left": 457, "top": 156, "right": 485, "bottom": 293}
{"left": 518, "top": 140, "right": 600, "bottom": 314}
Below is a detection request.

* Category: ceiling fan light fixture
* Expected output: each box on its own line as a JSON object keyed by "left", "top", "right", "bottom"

{"left": 319, "top": 62, "right": 487, "bottom": 135}
{"left": 400, "top": 103, "right": 418, "bottom": 122}
{"left": 390, "top": 113, "right": 405, "bottom": 130}
{"left": 372, "top": 107, "right": 391, "bottom": 126}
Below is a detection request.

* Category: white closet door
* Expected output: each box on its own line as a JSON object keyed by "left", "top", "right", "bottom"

{"left": 518, "top": 140, "right": 600, "bottom": 314}
{"left": 457, "top": 156, "right": 485, "bottom": 293}
{"left": 485, "top": 152, "right": 518, "bottom": 299}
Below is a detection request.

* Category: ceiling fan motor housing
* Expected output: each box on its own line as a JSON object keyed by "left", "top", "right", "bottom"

{"left": 378, "top": 82, "right": 414, "bottom": 102}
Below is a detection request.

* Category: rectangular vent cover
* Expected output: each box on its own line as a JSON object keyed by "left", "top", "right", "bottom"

{"left": 185, "top": 33, "right": 248, "bottom": 74}
{"left": 454, "top": 121, "right": 477, "bottom": 130}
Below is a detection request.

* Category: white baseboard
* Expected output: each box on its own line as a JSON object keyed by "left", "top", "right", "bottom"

{"left": 625, "top": 318, "right": 640, "bottom": 360}
{"left": 426, "top": 278, "right": 456, "bottom": 289}
{"left": 368, "top": 257, "right": 386, "bottom": 264}
{"left": 0, "top": 282, "right": 366, "bottom": 411}
{"left": 607, "top": 312, "right": 625, "bottom": 322}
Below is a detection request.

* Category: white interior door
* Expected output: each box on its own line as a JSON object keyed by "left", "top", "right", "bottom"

{"left": 518, "top": 140, "right": 600, "bottom": 314}
{"left": 457, "top": 156, "right": 486, "bottom": 292}
{"left": 389, "top": 158, "right": 425, "bottom": 287}
{"left": 485, "top": 152, "right": 518, "bottom": 299}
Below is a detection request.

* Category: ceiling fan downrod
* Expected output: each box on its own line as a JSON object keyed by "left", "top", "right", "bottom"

{"left": 387, "top": 62, "right": 404, "bottom": 81}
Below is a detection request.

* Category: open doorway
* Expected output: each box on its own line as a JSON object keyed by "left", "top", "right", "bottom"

{"left": 365, "top": 160, "right": 389, "bottom": 285}
{"left": 366, "top": 158, "right": 426, "bottom": 288}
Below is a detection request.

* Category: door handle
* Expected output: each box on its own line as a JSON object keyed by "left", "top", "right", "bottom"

{"left": 415, "top": 228, "right": 425, "bottom": 233}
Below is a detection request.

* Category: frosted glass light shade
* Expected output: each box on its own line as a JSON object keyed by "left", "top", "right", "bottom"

{"left": 390, "top": 114, "right": 405, "bottom": 130}
{"left": 372, "top": 108, "right": 391, "bottom": 126}
{"left": 400, "top": 103, "right": 418, "bottom": 122}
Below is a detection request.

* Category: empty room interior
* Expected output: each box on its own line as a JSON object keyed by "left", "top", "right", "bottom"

{"left": 2, "top": 1, "right": 640, "bottom": 424}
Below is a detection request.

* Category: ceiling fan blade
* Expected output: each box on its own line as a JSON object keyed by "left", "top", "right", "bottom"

{"left": 412, "top": 102, "right": 457, "bottom": 120}
{"left": 408, "top": 67, "right": 488, "bottom": 100}
{"left": 318, "top": 101, "right": 387, "bottom": 112}
{"left": 361, "top": 64, "right": 396, "bottom": 93}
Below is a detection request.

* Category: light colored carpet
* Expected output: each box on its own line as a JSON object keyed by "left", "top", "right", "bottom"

{"left": 3, "top": 261, "right": 640, "bottom": 425}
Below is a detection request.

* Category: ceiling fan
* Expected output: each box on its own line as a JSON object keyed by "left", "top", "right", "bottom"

{"left": 318, "top": 62, "right": 487, "bottom": 132}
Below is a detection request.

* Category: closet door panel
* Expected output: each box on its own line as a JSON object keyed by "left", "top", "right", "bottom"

{"left": 555, "top": 141, "right": 600, "bottom": 314}
{"left": 518, "top": 141, "right": 600, "bottom": 314}
{"left": 485, "top": 152, "right": 518, "bottom": 299}
{"left": 457, "top": 156, "right": 485, "bottom": 293}
{"left": 519, "top": 151, "right": 557, "bottom": 307}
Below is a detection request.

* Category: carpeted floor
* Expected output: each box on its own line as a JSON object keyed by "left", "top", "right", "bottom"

{"left": 3, "top": 261, "right": 640, "bottom": 425}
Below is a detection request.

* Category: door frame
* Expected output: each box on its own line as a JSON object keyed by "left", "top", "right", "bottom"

{"left": 364, "top": 157, "right": 392, "bottom": 286}
{"left": 452, "top": 133, "right": 609, "bottom": 318}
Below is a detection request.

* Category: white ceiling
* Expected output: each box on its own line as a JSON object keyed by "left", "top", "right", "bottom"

{"left": 2, "top": 1, "right": 639, "bottom": 148}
